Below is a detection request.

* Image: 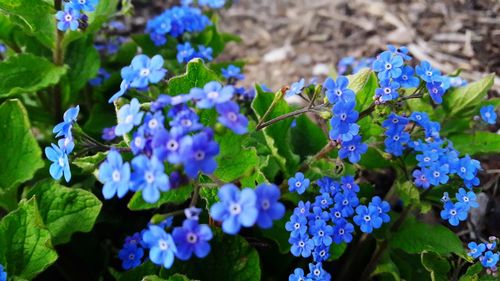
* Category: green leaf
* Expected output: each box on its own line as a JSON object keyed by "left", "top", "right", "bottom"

{"left": 449, "top": 131, "right": 500, "bottom": 155}
{"left": 372, "top": 253, "right": 401, "bottom": 281}
{"left": 128, "top": 185, "right": 194, "bottom": 211}
{"left": 26, "top": 180, "right": 102, "bottom": 245}
{"left": 73, "top": 151, "right": 107, "bottom": 174}
{"left": 162, "top": 228, "right": 261, "bottom": 281}
{"left": 214, "top": 131, "right": 259, "bottom": 182}
{"left": 459, "top": 263, "right": 483, "bottom": 281}
{"left": 442, "top": 74, "right": 495, "bottom": 118}
{"left": 0, "top": 54, "right": 67, "bottom": 98}
{"left": 349, "top": 68, "right": 377, "bottom": 112}
{"left": 0, "top": 0, "right": 56, "bottom": 49}
{"left": 396, "top": 181, "right": 420, "bottom": 207}
{"left": 0, "top": 198, "right": 58, "bottom": 279}
{"left": 329, "top": 242, "right": 347, "bottom": 261}
{"left": 421, "top": 251, "right": 451, "bottom": 281}
{"left": 251, "top": 85, "right": 300, "bottom": 175}
{"left": 199, "top": 186, "right": 218, "bottom": 211}
{"left": 291, "top": 114, "right": 327, "bottom": 160}
{"left": 390, "top": 217, "right": 467, "bottom": 258}
{"left": 65, "top": 35, "right": 100, "bottom": 99}
{"left": 167, "top": 58, "right": 220, "bottom": 96}
{"left": 0, "top": 99, "right": 44, "bottom": 193}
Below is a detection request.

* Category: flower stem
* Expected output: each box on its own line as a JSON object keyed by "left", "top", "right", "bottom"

{"left": 53, "top": 0, "right": 64, "bottom": 120}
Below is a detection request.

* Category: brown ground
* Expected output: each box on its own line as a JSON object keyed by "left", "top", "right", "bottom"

{"left": 218, "top": 0, "right": 500, "bottom": 91}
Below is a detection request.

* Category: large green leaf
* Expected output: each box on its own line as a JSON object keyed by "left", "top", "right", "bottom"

{"left": 161, "top": 229, "right": 261, "bottom": 281}
{"left": 442, "top": 74, "right": 494, "bottom": 118}
{"left": 390, "top": 217, "right": 467, "bottom": 258}
{"left": 65, "top": 35, "right": 100, "bottom": 99}
{"left": 449, "top": 131, "right": 500, "bottom": 155}
{"left": 167, "top": 58, "right": 220, "bottom": 96}
{"left": 291, "top": 114, "right": 327, "bottom": 160}
{"left": 348, "top": 68, "right": 377, "bottom": 112}
{"left": 0, "top": 0, "right": 56, "bottom": 49}
{"left": 26, "top": 180, "right": 102, "bottom": 245}
{"left": 214, "top": 131, "right": 259, "bottom": 182}
{"left": 0, "top": 100, "right": 44, "bottom": 208}
{"left": 0, "top": 54, "right": 67, "bottom": 98}
{"left": 0, "top": 198, "right": 58, "bottom": 279}
{"left": 251, "top": 85, "right": 300, "bottom": 175}
{"left": 128, "top": 185, "right": 194, "bottom": 211}
{"left": 421, "top": 251, "right": 451, "bottom": 281}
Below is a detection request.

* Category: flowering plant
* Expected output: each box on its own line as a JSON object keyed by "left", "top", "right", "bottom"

{"left": 0, "top": 1, "right": 498, "bottom": 281}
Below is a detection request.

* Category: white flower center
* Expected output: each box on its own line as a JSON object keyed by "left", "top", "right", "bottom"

{"left": 364, "top": 215, "right": 371, "bottom": 222}
{"left": 158, "top": 239, "right": 169, "bottom": 250}
{"left": 112, "top": 170, "right": 121, "bottom": 182}
{"left": 186, "top": 232, "right": 198, "bottom": 244}
{"left": 134, "top": 137, "right": 142, "bottom": 147}
{"left": 148, "top": 119, "right": 158, "bottom": 129}
{"left": 181, "top": 119, "right": 192, "bottom": 127}
{"left": 166, "top": 140, "right": 178, "bottom": 151}
{"left": 295, "top": 181, "right": 302, "bottom": 188}
{"left": 64, "top": 14, "right": 73, "bottom": 22}
{"left": 194, "top": 150, "right": 205, "bottom": 161}
{"left": 145, "top": 171, "right": 155, "bottom": 184}
{"left": 230, "top": 203, "right": 242, "bottom": 215}
{"left": 140, "top": 68, "right": 150, "bottom": 77}
{"left": 261, "top": 199, "right": 270, "bottom": 210}
{"left": 58, "top": 157, "right": 65, "bottom": 167}
{"left": 227, "top": 112, "right": 238, "bottom": 122}
{"left": 207, "top": 91, "right": 219, "bottom": 99}
{"left": 125, "top": 114, "right": 133, "bottom": 124}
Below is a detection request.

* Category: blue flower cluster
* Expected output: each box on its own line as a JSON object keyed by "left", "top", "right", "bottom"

{"left": 99, "top": 57, "right": 248, "bottom": 203}
{"left": 45, "top": 106, "right": 80, "bottom": 182}
{"left": 55, "top": 0, "right": 99, "bottom": 31}
{"left": 145, "top": 5, "right": 211, "bottom": 47}
{"left": 380, "top": 111, "right": 482, "bottom": 226}
{"left": 118, "top": 212, "right": 213, "bottom": 270}
{"left": 0, "top": 264, "right": 6, "bottom": 281}
{"left": 110, "top": 54, "right": 167, "bottom": 103}
{"left": 210, "top": 183, "right": 285, "bottom": 234}
{"left": 285, "top": 174, "right": 391, "bottom": 280}
{"left": 323, "top": 76, "right": 367, "bottom": 163}
{"left": 467, "top": 237, "right": 500, "bottom": 275}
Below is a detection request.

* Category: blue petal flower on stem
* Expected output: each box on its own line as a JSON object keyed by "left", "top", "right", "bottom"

{"left": 255, "top": 183, "right": 285, "bottom": 229}
{"left": 324, "top": 76, "right": 355, "bottom": 104}
{"left": 98, "top": 150, "right": 131, "bottom": 199}
{"left": 55, "top": 6, "right": 80, "bottom": 31}
{"left": 45, "top": 143, "right": 71, "bottom": 182}
{"left": 179, "top": 131, "right": 219, "bottom": 178}
{"left": 131, "top": 155, "right": 170, "bottom": 203}
{"left": 172, "top": 219, "right": 213, "bottom": 260}
{"left": 216, "top": 101, "right": 249, "bottom": 134}
{"left": 285, "top": 78, "right": 305, "bottom": 98}
{"left": 118, "top": 243, "right": 144, "bottom": 270}
{"left": 480, "top": 105, "right": 497, "bottom": 125}
{"left": 142, "top": 225, "right": 177, "bottom": 269}
{"left": 115, "top": 98, "right": 144, "bottom": 136}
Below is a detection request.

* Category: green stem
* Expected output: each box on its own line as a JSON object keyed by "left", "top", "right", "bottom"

{"left": 53, "top": 0, "right": 64, "bottom": 120}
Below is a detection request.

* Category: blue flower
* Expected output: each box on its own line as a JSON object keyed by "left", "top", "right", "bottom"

{"left": 416, "top": 151, "right": 438, "bottom": 168}
{"left": 142, "top": 225, "right": 177, "bottom": 268}
{"left": 179, "top": 132, "right": 219, "bottom": 178}
{"left": 372, "top": 51, "right": 404, "bottom": 80}
{"left": 440, "top": 201, "right": 467, "bottom": 226}
{"left": 288, "top": 172, "right": 310, "bottom": 194}
{"left": 323, "top": 76, "right": 355, "bottom": 104}
{"left": 255, "top": 183, "right": 285, "bottom": 229}
{"left": 480, "top": 251, "right": 499, "bottom": 269}
{"left": 339, "top": 135, "right": 367, "bottom": 163}
{"left": 210, "top": 184, "right": 258, "bottom": 234}
{"left": 289, "top": 233, "right": 314, "bottom": 258}
{"left": 308, "top": 206, "right": 330, "bottom": 227}
{"left": 384, "top": 131, "right": 410, "bottom": 156}
{"left": 115, "top": 98, "right": 144, "bottom": 136}
{"left": 457, "top": 155, "right": 481, "bottom": 181}
{"left": 306, "top": 262, "right": 330, "bottom": 280}
{"left": 172, "top": 219, "right": 213, "bottom": 260}
{"left": 98, "top": 150, "right": 131, "bottom": 199}
{"left": 416, "top": 61, "right": 441, "bottom": 82}
{"left": 68, "top": 0, "right": 98, "bottom": 12}
{"left": 58, "top": 136, "right": 75, "bottom": 154}
{"left": 53, "top": 105, "right": 80, "bottom": 138}
{"left": 177, "top": 42, "right": 196, "bottom": 63}
{"left": 353, "top": 205, "right": 383, "bottom": 233}
{"left": 289, "top": 268, "right": 312, "bottom": 281}
{"left": 412, "top": 169, "right": 430, "bottom": 189}
{"left": 382, "top": 113, "right": 408, "bottom": 135}
{"left": 309, "top": 219, "right": 333, "bottom": 247}
{"left": 285, "top": 78, "right": 305, "bottom": 98}
{"left": 55, "top": 6, "right": 80, "bottom": 31}
{"left": 329, "top": 100, "right": 360, "bottom": 142}
{"left": 332, "top": 218, "right": 354, "bottom": 244}
{"left": 0, "top": 264, "right": 7, "bottom": 281}
{"left": 216, "top": 101, "right": 249, "bottom": 134}
{"left": 130, "top": 127, "right": 147, "bottom": 155}
{"left": 118, "top": 243, "right": 144, "bottom": 270}
{"left": 426, "top": 79, "right": 446, "bottom": 104}
{"left": 426, "top": 164, "right": 449, "bottom": 186}
{"left": 369, "top": 196, "right": 391, "bottom": 223}
{"left": 376, "top": 79, "right": 400, "bottom": 102}
{"left": 317, "top": 176, "right": 340, "bottom": 195}
{"left": 312, "top": 245, "right": 330, "bottom": 262}
{"left": 152, "top": 127, "right": 185, "bottom": 164}
{"left": 456, "top": 188, "right": 479, "bottom": 210}
{"left": 395, "top": 65, "right": 420, "bottom": 88}
{"left": 334, "top": 191, "right": 359, "bottom": 217}
{"left": 143, "top": 111, "right": 165, "bottom": 135}
{"left": 131, "top": 155, "right": 170, "bottom": 203}
{"left": 222, "top": 65, "right": 245, "bottom": 81}
{"left": 108, "top": 66, "right": 137, "bottom": 103}
{"left": 129, "top": 55, "right": 167, "bottom": 88}
{"left": 480, "top": 105, "right": 497, "bottom": 125}
{"left": 169, "top": 109, "right": 204, "bottom": 134}
{"left": 294, "top": 201, "right": 312, "bottom": 217}
{"left": 468, "top": 242, "right": 486, "bottom": 259}
{"left": 45, "top": 143, "right": 71, "bottom": 182}
{"left": 190, "top": 81, "right": 234, "bottom": 109}
{"left": 285, "top": 213, "right": 308, "bottom": 237}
